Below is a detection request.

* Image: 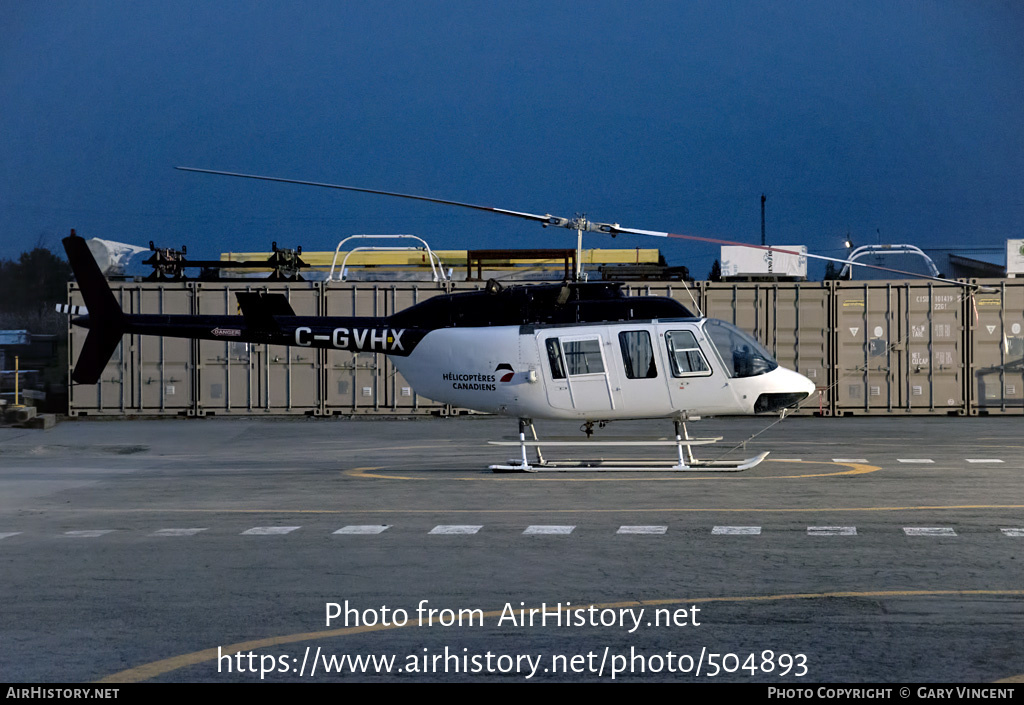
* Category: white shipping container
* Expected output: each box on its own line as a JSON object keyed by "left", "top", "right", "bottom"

{"left": 721, "top": 245, "right": 807, "bottom": 277}
{"left": 1007, "top": 239, "right": 1024, "bottom": 276}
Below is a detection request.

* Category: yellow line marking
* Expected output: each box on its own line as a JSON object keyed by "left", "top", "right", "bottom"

{"left": 344, "top": 459, "right": 881, "bottom": 481}
{"left": 48, "top": 503, "right": 1024, "bottom": 514}
{"left": 97, "top": 589, "right": 1024, "bottom": 683}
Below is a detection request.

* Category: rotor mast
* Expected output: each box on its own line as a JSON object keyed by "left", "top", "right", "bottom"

{"left": 539, "top": 212, "right": 621, "bottom": 280}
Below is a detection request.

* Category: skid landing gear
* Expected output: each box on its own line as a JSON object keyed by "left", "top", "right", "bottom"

{"left": 488, "top": 417, "right": 769, "bottom": 473}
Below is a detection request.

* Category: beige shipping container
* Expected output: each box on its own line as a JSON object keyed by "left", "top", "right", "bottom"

{"left": 193, "top": 282, "right": 321, "bottom": 415}
{"left": 968, "top": 279, "right": 1024, "bottom": 414}
{"left": 67, "top": 282, "right": 194, "bottom": 416}
{"left": 703, "top": 282, "right": 832, "bottom": 415}
{"left": 833, "top": 281, "right": 966, "bottom": 414}
{"left": 323, "top": 282, "right": 449, "bottom": 415}
{"left": 69, "top": 276, "right": 1021, "bottom": 419}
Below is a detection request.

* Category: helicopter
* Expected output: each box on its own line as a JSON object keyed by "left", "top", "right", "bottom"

{"left": 61, "top": 168, "right": 975, "bottom": 472}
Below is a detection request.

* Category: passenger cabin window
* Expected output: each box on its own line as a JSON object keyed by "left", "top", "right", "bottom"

{"left": 665, "top": 330, "right": 711, "bottom": 377}
{"left": 618, "top": 330, "right": 657, "bottom": 379}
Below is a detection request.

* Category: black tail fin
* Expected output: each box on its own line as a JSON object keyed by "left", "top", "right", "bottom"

{"left": 63, "top": 231, "right": 126, "bottom": 385}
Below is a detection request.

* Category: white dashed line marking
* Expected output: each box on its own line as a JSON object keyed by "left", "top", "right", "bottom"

{"left": 617, "top": 526, "right": 668, "bottom": 535}
{"left": 832, "top": 458, "right": 869, "bottom": 463}
{"left": 151, "top": 528, "right": 208, "bottom": 537}
{"left": 966, "top": 459, "right": 1004, "bottom": 463}
{"left": 903, "top": 527, "right": 956, "bottom": 536}
{"left": 429, "top": 525, "right": 482, "bottom": 535}
{"left": 334, "top": 525, "right": 390, "bottom": 535}
{"left": 807, "top": 526, "right": 857, "bottom": 536}
{"left": 524, "top": 525, "right": 575, "bottom": 535}
{"left": 14, "top": 524, "right": 1024, "bottom": 539}
{"left": 241, "top": 526, "right": 301, "bottom": 535}
{"left": 898, "top": 459, "right": 934, "bottom": 464}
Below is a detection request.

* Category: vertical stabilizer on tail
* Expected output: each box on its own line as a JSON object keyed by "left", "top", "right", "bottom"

{"left": 62, "top": 230, "right": 127, "bottom": 385}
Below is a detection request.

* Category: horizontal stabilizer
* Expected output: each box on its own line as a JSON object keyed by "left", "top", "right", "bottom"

{"left": 235, "top": 292, "right": 296, "bottom": 330}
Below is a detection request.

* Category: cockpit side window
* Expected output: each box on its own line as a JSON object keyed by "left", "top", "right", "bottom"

{"left": 665, "top": 330, "right": 712, "bottom": 377}
{"left": 547, "top": 336, "right": 606, "bottom": 378}
{"left": 545, "top": 338, "right": 566, "bottom": 379}
{"left": 618, "top": 330, "right": 657, "bottom": 379}
{"left": 563, "top": 338, "right": 605, "bottom": 375}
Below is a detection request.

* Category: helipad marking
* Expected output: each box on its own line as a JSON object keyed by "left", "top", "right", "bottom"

{"left": 241, "top": 526, "right": 300, "bottom": 535}
{"left": 712, "top": 526, "right": 761, "bottom": 535}
{"left": 898, "top": 459, "right": 934, "bottom": 464}
{"left": 429, "top": 525, "right": 481, "bottom": 535}
{"left": 151, "top": 528, "right": 207, "bottom": 537}
{"left": 523, "top": 525, "right": 575, "bottom": 535}
{"left": 808, "top": 526, "right": 857, "bottom": 536}
{"left": 334, "top": 525, "right": 390, "bottom": 535}
{"left": 0, "top": 532, "right": 22, "bottom": 540}
{"left": 966, "top": 459, "right": 1004, "bottom": 463}
{"left": 1001, "top": 528, "right": 1024, "bottom": 537}
{"left": 345, "top": 459, "right": 882, "bottom": 482}
{"left": 98, "top": 589, "right": 1024, "bottom": 683}
{"left": 617, "top": 526, "right": 668, "bottom": 535}
{"left": 63, "top": 530, "right": 114, "bottom": 538}
{"left": 904, "top": 527, "right": 956, "bottom": 536}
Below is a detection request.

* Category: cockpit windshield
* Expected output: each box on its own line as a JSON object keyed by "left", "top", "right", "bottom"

{"left": 703, "top": 319, "right": 779, "bottom": 378}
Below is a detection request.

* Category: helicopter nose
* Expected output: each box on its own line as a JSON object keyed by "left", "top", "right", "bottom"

{"left": 752, "top": 367, "right": 817, "bottom": 413}
{"left": 796, "top": 369, "right": 816, "bottom": 397}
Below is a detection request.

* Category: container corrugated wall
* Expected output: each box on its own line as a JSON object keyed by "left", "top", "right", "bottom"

{"left": 67, "top": 278, "right": 1022, "bottom": 417}
{"left": 192, "top": 282, "right": 321, "bottom": 416}
{"left": 703, "top": 282, "right": 832, "bottom": 415}
{"left": 67, "top": 281, "right": 194, "bottom": 416}
{"left": 322, "top": 283, "right": 449, "bottom": 415}
{"left": 832, "top": 280, "right": 966, "bottom": 415}
{"left": 968, "top": 279, "right": 1024, "bottom": 414}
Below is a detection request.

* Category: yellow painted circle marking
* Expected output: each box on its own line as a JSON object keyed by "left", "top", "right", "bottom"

{"left": 344, "top": 459, "right": 881, "bottom": 481}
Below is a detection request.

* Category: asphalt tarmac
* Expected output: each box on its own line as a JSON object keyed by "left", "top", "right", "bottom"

{"left": 1, "top": 415, "right": 1022, "bottom": 683}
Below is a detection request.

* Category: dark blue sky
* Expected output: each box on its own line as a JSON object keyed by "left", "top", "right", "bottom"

{"left": 2, "top": 0, "right": 1022, "bottom": 278}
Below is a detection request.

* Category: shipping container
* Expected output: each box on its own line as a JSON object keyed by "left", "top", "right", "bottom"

{"left": 193, "top": 282, "right": 321, "bottom": 415}
{"left": 323, "top": 282, "right": 449, "bottom": 415}
{"left": 833, "top": 280, "right": 966, "bottom": 414}
{"left": 703, "top": 282, "right": 832, "bottom": 415}
{"left": 968, "top": 279, "right": 1024, "bottom": 414}
{"left": 67, "top": 277, "right": 1019, "bottom": 418}
{"left": 67, "top": 282, "right": 194, "bottom": 415}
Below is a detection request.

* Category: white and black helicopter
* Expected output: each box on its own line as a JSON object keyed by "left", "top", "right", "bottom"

{"left": 60, "top": 168, "right": 968, "bottom": 472}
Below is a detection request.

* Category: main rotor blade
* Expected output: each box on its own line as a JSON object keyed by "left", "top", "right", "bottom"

{"left": 175, "top": 166, "right": 551, "bottom": 225}
{"left": 178, "top": 167, "right": 976, "bottom": 288}
{"left": 611, "top": 225, "right": 972, "bottom": 288}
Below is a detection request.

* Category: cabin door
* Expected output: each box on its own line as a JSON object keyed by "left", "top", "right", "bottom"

{"left": 538, "top": 332, "right": 615, "bottom": 412}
